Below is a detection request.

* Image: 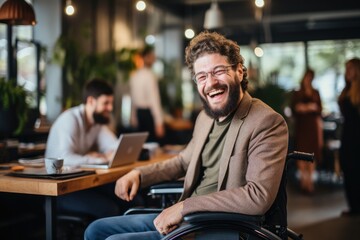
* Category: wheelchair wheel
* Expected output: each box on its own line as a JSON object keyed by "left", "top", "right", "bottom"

{"left": 287, "top": 228, "right": 303, "bottom": 240}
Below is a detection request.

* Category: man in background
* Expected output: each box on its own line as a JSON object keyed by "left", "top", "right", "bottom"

{"left": 46, "top": 78, "right": 117, "bottom": 166}
{"left": 46, "top": 78, "right": 138, "bottom": 218}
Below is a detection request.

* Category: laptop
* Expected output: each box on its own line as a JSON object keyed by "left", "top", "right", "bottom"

{"left": 80, "top": 132, "right": 149, "bottom": 169}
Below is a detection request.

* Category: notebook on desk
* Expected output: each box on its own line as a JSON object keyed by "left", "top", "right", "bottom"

{"left": 80, "top": 132, "right": 149, "bottom": 169}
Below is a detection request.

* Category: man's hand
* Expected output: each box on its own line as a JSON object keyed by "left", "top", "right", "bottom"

{"left": 104, "top": 151, "right": 115, "bottom": 161}
{"left": 114, "top": 170, "right": 141, "bottom": 201}
{"left": 86, "top": 152, "right": 108, "bottom": 164}
{"left": 155, "top": 124, "right": 165, "bottom": 138}
{"left": 153, "top": 201, "right": 184, "bottom": 235}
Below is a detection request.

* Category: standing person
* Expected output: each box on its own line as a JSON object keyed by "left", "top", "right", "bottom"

{"left": 338, "top": 58, "right": 360, "bottom": 216}
{"left": 130, "top": 45, "right": 165, "bottom": 143}
{"left": 85, "top": 31, "right": 289, "bottom": 240}
{"left": 291, "top": 69, "right": 323, "bottom": 194}
{"left": 46, "top": 79, "right": 137, "bottom": 218}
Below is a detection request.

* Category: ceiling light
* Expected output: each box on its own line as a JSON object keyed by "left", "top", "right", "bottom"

{"left": 185, "top": 28, "right": 195, "bottom": 39}
{"left": 136, "top": 1, "right": 146, "bottom": 11}
{"left": 203, "top": 1, "right": 224, "bottom": 30}
{"left": 254, "top": 46, "right": 264, "bottom": 57}
{"left": 145, "top": 35, "right": 155, "bottom": 45}
{"left": 255, "top": 0, "right": 265, "bottom": 8}
{"left": 65, "top": 0, "right": 75, "bottom": 16}
{"left": 0, "top": 0, "right": 36, "bottom": 25}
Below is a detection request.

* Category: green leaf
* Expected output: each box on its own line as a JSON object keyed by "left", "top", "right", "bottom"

{"left": 0, "top": 78, "right": 29, "bottom": 135}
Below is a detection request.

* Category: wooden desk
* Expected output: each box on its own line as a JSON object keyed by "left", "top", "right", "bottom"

{"left": 0, "top": 153, "right": 171, "bottom": 240}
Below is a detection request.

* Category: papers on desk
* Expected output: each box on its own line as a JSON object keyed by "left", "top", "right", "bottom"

{"left": 15, "top": 158, "right": 96, "bottom": 179}
{"left": 162, "top": 144, "right": 186, "bottom": 154}
{"left": 143, "top": 142, "right": 160, "bottom": 158}
{"left": 18, "top": 157, "right": 45, "bottom": 167}
{"left": 19, "top": 142, "right": 46, "bottom": 150}
{"left": 7, "top": 167, "right": 95, "bottom": 180}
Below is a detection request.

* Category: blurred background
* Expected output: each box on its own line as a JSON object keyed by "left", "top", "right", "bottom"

{"left": 0, "top": 0, "right": 359, "bottom": 239}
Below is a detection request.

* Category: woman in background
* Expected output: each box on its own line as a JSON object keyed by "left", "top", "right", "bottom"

{"left": 338, "top": 58, "right": 360, "bottom": 216}
{"left": 291, "top": 69, "right": 323, "bottom": 193}
{"left": 130, "top": 46, "right": 165, "bottom": 144}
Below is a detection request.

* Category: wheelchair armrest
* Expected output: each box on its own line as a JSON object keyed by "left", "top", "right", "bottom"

{"left": 124, "top": 208, "right": 163, "bottom": 215}
{"left": 150, "top": 181, "right": 185, "bottom": 189}
{"left": 162, "top": 212, "right": 274, "bottom": 240}
{"left": 184, "top": 212, "right": 265, "bottom": 226}
{"left": 149, "top": 181, "right": 184, "bottom": 195}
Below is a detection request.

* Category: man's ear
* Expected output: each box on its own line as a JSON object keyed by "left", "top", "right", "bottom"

{"left": 236, "top": 64, "right": 244, "bottom": 81}
{"left": 86, "top": 96, "right": 96, "bottom": 106}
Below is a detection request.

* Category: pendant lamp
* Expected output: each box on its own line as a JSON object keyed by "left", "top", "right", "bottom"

{"left": 0, "top": 0, "right": 36, "bottom": 25}
{"left": 203, "top": 1, "right": 224, "bottom": 30}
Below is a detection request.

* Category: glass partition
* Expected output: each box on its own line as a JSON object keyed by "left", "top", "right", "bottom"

{"left": 241, "top": 39, "right": 360, "bottom": 115}
{"left": 307, "top": 39, "right": 360, "bottom": 114}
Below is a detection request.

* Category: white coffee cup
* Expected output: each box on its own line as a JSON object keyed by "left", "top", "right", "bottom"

{"left": 45, "top": 158, "right": 64, "bottom": 174}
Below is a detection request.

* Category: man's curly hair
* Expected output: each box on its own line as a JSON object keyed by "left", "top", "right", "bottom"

{"left": 185, "top": 31, "right": 248, "bottom": 91}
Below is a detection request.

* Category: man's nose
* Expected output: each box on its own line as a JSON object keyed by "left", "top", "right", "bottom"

{"left": 206, "top": 73, "right": 218, "bottom": 85}
{"left": 107, "top": 104, "right": 113, "bottom": 112}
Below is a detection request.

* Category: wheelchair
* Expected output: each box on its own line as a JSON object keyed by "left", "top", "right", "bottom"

{"left": 125, "top": 151, "right": 314, "bottom": 240}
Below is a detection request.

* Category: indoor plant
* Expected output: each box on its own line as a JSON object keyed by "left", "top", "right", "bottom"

{"left": 0, "top": 78, "right": 29, "bottom": 136}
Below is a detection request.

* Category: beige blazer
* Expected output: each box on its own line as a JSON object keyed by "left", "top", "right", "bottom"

{"left": 137, "top": 92, "right": 288, "bottom": 216}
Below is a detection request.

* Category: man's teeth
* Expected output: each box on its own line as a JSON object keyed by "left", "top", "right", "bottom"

{"left": 208, "top": 89, "right": 224, "bottom": 97}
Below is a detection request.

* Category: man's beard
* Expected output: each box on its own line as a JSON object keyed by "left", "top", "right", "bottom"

{"left": 93, "top": 112, "right": 111, "bottom": 124}
{"left": 200, "top": 76, "right": 241, "bottom": 120}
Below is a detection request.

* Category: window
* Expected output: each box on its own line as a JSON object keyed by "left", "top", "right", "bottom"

{"left": 241, "top": 39, "right": 360, "bottom": 115}
{"left": 308, "top": 39, "right": 360, "bottom": 114}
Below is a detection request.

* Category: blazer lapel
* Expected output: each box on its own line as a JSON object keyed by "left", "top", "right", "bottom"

{"left": 218, "top": 92, "right": 253, "bottom": 190}
{"left": 181, "top": 114, "right": 214, "bottom": 199}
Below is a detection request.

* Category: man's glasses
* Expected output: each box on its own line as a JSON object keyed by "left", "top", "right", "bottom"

{"left": 193, "top": 65, "right": 235, "bottom": 85}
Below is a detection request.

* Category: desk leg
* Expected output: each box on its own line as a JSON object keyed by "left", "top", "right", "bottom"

{"left": 45, "top": 196, "right": 57, "bottom": 240}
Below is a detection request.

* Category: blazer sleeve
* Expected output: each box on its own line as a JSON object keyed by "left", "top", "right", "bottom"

{"left": 135, "top": 135, "right": 194, "bottom": 188}
{"left": 135, "top": 111, "right": 211, "bottom": 188}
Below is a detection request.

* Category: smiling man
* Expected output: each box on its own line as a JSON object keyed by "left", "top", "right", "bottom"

{"left": 45, "top": 78, "right": 117, "bottom": 166}
{"left": 85, "top": 31, "right": 289, "bottom": 240}
{"left": 45, "top": 78, "right": 132, "bottom": 219}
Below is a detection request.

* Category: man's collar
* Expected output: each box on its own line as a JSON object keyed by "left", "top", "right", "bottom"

{"left": 233, "top": 92, "right": 252, "bottom": 120}
{"left": 217, "top": 91, "right": 252, "bottom": 122}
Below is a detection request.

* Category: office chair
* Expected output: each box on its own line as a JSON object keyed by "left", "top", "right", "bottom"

{"left": 125, "top": 151, "right": 314, "bottom": 240}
